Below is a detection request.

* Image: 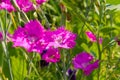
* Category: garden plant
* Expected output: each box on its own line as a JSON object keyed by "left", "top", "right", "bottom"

{"left": 0, "top": 0, "right": 120, "bottom": 80}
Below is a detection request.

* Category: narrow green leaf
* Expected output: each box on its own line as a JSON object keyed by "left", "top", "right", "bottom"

{"left": 0, "top": 43, "right": 3, "bottom": 68}
{"left": 11, "top": 56, "right": 27, "bottom": 80}
{"left": 100, "top": 27, "right": 116, "bottom": 34}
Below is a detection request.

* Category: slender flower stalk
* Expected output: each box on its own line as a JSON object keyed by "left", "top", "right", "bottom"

{"left": 63, "top": 49, "right": 67, "bottom": 80}
{"left": 97, "top": 1, "right": 106, "bottom": 79}
{"left": 20, "top": 49, "right": 41, "bottom": 78}
{"left": 37, "top": 7, "right": 50, "bottom": 28}
{"left": 9, "top": 13, "right": 17, "bottom": 29}
{"left": 96, "top": 29, "right": 101, "bottom": 80}
{"left": 0, "top": 11, "right": 13, "bottom": 80}
{"left": 13, "top": 0, "right": 30, "bottom": 22}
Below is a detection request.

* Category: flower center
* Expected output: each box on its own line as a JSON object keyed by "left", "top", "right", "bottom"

{"left": 27, "top": 35, "right": 38, "bottom": 44}
{"left": 55, "top": 36, "right": 63, "bottom": 44}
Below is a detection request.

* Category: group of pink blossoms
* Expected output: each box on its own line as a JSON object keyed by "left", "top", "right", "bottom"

{"left": 12, "top": 20, "right": 99, "bottom": 76}
{"left": 12, "top": 20, "right": 77, "bottom": 63}
{"left": 0, "top": 0, "right": 46, "bottom": 12}
{"left": 0, "top": 0, "right": 100, "bottom": 76}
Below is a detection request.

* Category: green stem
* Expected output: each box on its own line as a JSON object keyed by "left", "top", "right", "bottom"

{"left": 97, "top": 0, "right": 105, "bottom": 79}
{"left": 97, "top": 27, "right": 101, "bottom": 80}
{"left": 13, "top": 0, "right": 29, "bottom": 22}
{"left": 80, "top": 73, "right": 86, "bottom": 80}
{"left": 10, "top": 13, "right": 17, "bottom": 29}
{"left": 30, "top": 61, "right": 40, "bottom": 77}
{"left": 0, "top": 72, "right": 8, "bottom": 80}
{"left": 0, "top": 11, "right": 13, "bottom": 80}
{"left": 1, "top": 41, "right": 13, "bottom": 80}
{"left": 63, "top": 50, "right": 67, "bottom": 80}
{"left": 0, "top": 44, "right": 4, "bottom": 69}
{"left": 55, "top": 63, "right": 63, "bottom": 80}
{"left": 27, "top": 53, "right": 36, "bottom": 78}
{"left": 79, "top": 0, "right": 94, "bottom": 35}
{"left": 21, "top": 50, "right": 40, "bottom": 77}
{"left": 35, "top": 6, "right": 50, "bottom": 28}
{"left": 101, "top": 40, "right": 115, "bottom": 53}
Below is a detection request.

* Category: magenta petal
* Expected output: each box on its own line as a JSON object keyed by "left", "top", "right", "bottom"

{"left": 36, "top": 0, "right": 46, "bottom": 5}
{"left": 0, "top": 32, "right": 3, "bottom": 41}
{"left": 86, "top": 31, "right": 103, "bottom": 44}
{"left": 72, "top": 52, "right": 99, "bottom": 76}
{"left": 86, "top": 31, "right": 96, "bottom": 42}
{"left": 46, "top": 27, "right": 77, "bottom": 49}
{"left": 30, "top": 39, "right": 47, "bottom": 53}
{"left": 0, "top": 0, "right": 15, "bottom": 12}
{"left": 42, "top": 48, "right": 60, "bottom": 63}
{"left": 12, "top": 20, "right": 45, "bottom": 53}
{"left": 84, "top": 60, "right": 99, "bottom": 76}
{"left": 16, "top": 0, "right": 34, "bottom": 12}
{"left": 72, "top": 52, "right": 93, "bottom": 69}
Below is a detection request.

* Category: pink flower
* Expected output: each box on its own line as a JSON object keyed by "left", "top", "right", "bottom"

{"left": 72, "top": 52, "right": 99, "bottom": 76}
{"left": 0, "top": 0, "right": 15, "bottom": 12}
{"left": 16, "top": 0, "right": 34, "bottom": 12}
{"left": 86, "top": 31, "right": 96, "bottom": 42}
{"left": 42, "top": 48, "right": 60, "bottom": 63}
{"left": 36, "top": 0, "right": 46, "bottom": 5}
{"left": 46, "top": 27, "right": 77, "bottom": 49}
{"left": 86, "top": 31, "right": 102, "bottom": 44}
{"left": 0, "top": 32, "right": 3, "bottom": 41}
{"left": 12, "top": 20, "right": 46, "bottom": 53}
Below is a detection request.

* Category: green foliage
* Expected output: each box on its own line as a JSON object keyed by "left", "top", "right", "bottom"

{"left": 106, "top": 0, "right": 120, "bottom": 5}
{"left": 1, "top": 0, "right": 120, "bottom": 80}
{"left": 11, "top": 56, "right": 27, "bottom": 80}
{"left": 0, "top": 43, "right": 3, "bottom": 68}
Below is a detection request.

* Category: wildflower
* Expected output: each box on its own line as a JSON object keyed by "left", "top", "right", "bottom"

{"left": 16, "top": 0, "right": 34, "bottom": 12}
{"left": 67, "top": 69, "right": 76, "bottom": 80}
{"left": 86, "top": 31, "right": 102, "bottom": 44}
{"left": 0, "top": 0, "right": 15, "bottom": 12}
{"left": 72, "top": 52, "right": 99, "bottom": 76}
{"left": 0, "top": 32, "right": 3, "bottom": 41}
{"left": 36, "top": 0, "right": 46, "bottom": 5}
{"left": 12, "top": 20, "right": 45, "bottom": 53}
{"left": 46, "top": 27, "right": 77, "bottom": 49}
{"left": 42, "top": 48, "right": 60, "bottom": 63}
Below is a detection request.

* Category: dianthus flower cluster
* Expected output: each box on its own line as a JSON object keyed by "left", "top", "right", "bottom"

{"left": 0, "top": 0, "right": 47, "bottom": 12}
{"left": 12, "top": 20, "right": 77, "bottom": 63}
